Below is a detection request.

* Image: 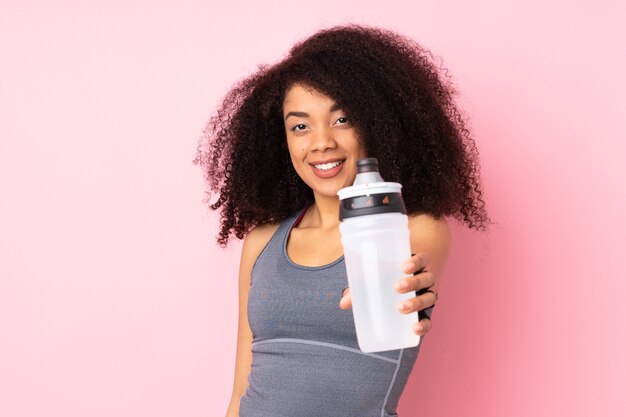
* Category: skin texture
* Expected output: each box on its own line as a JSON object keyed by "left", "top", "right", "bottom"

{"left": 284, "top": 84, "right": 367, "bottom": 202}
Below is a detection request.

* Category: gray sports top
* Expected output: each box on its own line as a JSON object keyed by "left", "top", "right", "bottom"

{"left": 239, "top": 207, "right": 423, "bottom": 417}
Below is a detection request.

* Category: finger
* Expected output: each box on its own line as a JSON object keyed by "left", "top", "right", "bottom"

{"left": 394, "top": 271, "right": 435, "bottom": 293}
{"left": 412, "top": 318, "right": 433, "bottom": 336}
{"left": 339, "top": 287, "right": 352, "bottom": 310}
{"left": 396, "top": 290, "right": 437, "bottom": 314}
{"left": 402, "top": 253, "right": 430, "bottom": 275}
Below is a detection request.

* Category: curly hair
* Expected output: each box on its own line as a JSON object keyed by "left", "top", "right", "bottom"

{"left": 193, "top": 24, "right": 491, "bottom": 246}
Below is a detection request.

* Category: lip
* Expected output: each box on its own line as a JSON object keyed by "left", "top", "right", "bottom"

{"left": 309, "top": 158, "right": 346, "bottom": 179}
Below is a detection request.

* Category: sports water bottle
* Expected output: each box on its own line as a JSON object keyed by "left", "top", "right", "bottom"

{"left": 338, "top": 157, "right": 420, "bottom": 353}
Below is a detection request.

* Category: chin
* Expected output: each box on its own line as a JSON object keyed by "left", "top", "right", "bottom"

{"left": 309, "top": 180, "right": 354, "bottom": 199}
{"left": 298, "top": 166, "right": 357, "bottom": 198}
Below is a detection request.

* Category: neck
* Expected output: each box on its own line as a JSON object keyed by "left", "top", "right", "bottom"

{"left": 306, "top": 193, "right": 341, "bottom": 230}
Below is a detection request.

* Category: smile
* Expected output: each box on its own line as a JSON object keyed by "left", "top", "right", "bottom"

{"left": 313, "top": 160, "right": 345, "bottom": 171}
{"left": 309, "top": 159, "right": 346, "bottom": 179}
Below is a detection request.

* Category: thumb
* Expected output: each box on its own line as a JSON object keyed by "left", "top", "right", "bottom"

{"left": 339, "top": 287, "right": 352, "bottom": 310}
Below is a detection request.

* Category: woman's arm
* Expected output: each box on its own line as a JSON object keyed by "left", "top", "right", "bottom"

{"left": 225, "top": 223, "right": 278, "bottom": 417}
{"left": 401, "top": 213, "right": 452, "bottom": 333}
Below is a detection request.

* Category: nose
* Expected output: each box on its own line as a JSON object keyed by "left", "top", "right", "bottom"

{"left": 310, "top": 126, "right": 337, "bottom": 152}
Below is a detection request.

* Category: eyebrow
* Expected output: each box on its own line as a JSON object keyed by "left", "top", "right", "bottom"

{"left": 284, "top": 103, "right": 342, "bottom": 120}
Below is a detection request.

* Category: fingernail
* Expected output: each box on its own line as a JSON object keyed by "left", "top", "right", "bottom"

{"left": 403, "top": 261, "right": 415, "bottom": 273}
{"left": 414, "top": 323, "right": 423, "bottom": 333}
{"left": 395, "top": 280, "right": 409, "bottom": 290}
{"left": 397, "top": 301, "right": 411, "bottom": 311}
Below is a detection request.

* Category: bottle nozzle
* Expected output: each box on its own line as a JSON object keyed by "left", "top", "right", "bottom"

{"left": 356, "top": 158, "right": 380, "bottom": 173}
{"left": 354, "top": 157, "right": 384, "bottom": 185}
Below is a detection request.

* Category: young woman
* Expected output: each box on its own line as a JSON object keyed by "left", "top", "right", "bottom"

{"left": 194, "top": 24, "right": 490, "bottom": 417}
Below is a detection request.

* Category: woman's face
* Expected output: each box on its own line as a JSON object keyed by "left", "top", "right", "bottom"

{"left": 283, "top": 83, "right": 366, "bottom": 199}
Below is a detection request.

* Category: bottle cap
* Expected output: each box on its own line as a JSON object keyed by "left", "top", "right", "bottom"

{"left": 337, "top": 158, "right": 406, "bottom": 220}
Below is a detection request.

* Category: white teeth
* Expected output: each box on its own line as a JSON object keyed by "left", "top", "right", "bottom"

{"left": 314, "top": 160, "right": 344, "bottom": 171}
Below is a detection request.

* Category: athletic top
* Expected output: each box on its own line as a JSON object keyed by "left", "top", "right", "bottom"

{"left": 238, "top": 207, "right": 425, "bottom": 417}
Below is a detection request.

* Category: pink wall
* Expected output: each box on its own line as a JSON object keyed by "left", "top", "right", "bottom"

{"left": 1, "top": 1, "right": 624, "bottom": 416}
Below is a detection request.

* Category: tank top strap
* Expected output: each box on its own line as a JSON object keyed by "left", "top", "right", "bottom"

{"left": 275, "top": 205, "right": 308, "bottom": 241}
{"left": 251, "top": 206, "right": 309, "bottom": 273}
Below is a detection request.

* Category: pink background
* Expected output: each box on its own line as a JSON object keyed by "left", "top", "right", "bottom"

{"left": 1, "top": 1, "right": 624, "bottom": 416}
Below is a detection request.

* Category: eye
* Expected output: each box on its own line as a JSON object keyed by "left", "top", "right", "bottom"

{"left": 291, "top": 123, "right": 307, "bottom": 132}
{"left": 334, "top": 116, "right": 349, "bottom": 125}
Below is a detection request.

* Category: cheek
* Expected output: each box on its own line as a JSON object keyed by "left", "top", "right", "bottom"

{"left": 286, "top": 143, "right": 306, "bottom": 173}
{"left": 338, "top": 131, "right": 365, "bottom": 157}
{"left": 349, "top": 141, "right": 366, "bottom": 159}
{"left": 287, "top": 137, "right": 308, "bottom": 157}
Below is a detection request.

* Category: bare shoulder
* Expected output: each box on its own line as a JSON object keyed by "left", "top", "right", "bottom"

{"left": 407, "top": 213, "right": 451, "bottom": 242}
{"left": 407, "top": 213, "right": 452, "bottom": 279}
{"left": 240, "top": 222, "right": 281, "bottom": 265}
{"left": 238, "top": 221, "right": 281, "bottom": 295}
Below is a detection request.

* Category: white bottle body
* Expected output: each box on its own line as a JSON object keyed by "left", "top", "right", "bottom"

{"left": 340, "top": 212, "right": 420, "bottom": 352}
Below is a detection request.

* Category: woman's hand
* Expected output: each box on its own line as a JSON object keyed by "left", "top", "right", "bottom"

{"left": 339, "top": 253, "right": 438, "bottom": 336}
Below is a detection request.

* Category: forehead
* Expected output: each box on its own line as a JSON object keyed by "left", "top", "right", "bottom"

{"left": 282, "top": 84, "right": 337, "bottom": 110}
